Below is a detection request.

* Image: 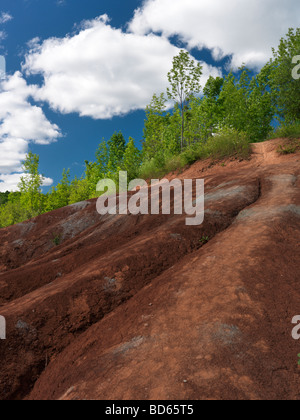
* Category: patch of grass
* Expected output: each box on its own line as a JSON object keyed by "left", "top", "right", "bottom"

{"left": 277, "top": 144, "right": 297, "bottom": 155}
{"left": 139, "top": 158, "right": 167, "bottom": 180}
{"left": 269, "top": 122, "right": 300, "bottom": 139}
{"left": 204, "top": 128, "right": 251, "bottom": 161}
{"left": 179, "top": 146, "right": 205, "bottom": 166}
{"left": 164, "top": 155, "right": 182, "bottom": 173}
{"left": 52, "top": 234, "right": 61, "bottom": 246}
{"left": 199, "top": 235, "right": 209, "bottom": 245}
{"left": 276, "top": 138, "right": 300, "bottom": 155}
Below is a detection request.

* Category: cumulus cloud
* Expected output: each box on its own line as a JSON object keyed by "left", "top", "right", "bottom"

{"left": 0, "top": 72, "right": 60, "bottom": 191}
{"left": 0, "top": 173, "right": 53, "bottom": 193}
{"left": 23, "top": 15, "right": 221, "bottom": 119}
{"left": 0, "top": 72, "right": 61, "bottom": 145}
{"left": 128, "top": 0, "right": 300, "bottom": 69}
{"left": 0, "top": 173, "right": 26, "bottom": 192}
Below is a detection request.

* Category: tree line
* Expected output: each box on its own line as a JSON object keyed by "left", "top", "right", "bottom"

{"left": 1, "top": 28, "right": 300, "bottom": 228}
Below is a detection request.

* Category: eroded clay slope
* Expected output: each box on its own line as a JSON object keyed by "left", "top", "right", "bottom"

{"left": 0, "top": 138, "right": 299, "bottom": 400}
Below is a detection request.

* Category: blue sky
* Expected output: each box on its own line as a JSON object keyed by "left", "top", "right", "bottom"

{"left": 0, "top": 0, "right": 299, "bottom": 191}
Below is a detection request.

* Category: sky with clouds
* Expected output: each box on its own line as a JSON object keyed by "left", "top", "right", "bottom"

{"left": 0, "top": 0, "right": 299, "bottom": 192}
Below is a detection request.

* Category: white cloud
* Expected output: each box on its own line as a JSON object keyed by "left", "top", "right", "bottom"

{"left": 0, "top": 137, "right": 28, "bottom": 174}
{"left": 0, "top": 173, "right": 26, "bottom": 192}
{"left": 0, "top": 12, "right": 13, "bottom": 45}
{"left": 0, "top": 12, "right": 13, "bottom": 25}
{"left": 23, "top": 15, "right": 221, "bottom": 119}
{"left": 0, "top": 173, "right": 53, "bottom": 192}
{"left": 128, "top": 0, "right": 300, "bottom": 69}
{"left": 0, "top": 72, "right": 60, "bottom": 191}
{"left": 0, "top": 72, "right": 61, "bottom": 145}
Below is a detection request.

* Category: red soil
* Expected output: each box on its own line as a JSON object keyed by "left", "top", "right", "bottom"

{"left": 0, "top": 138, "right": 299, "bottom": 400}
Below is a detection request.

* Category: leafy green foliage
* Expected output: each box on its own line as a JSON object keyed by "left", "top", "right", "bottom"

{"left": 52, "top": 234, "right": 61, "bottom": 246}
{"left": 140, "top": 128, "right": 251, "bottom": 180}
{"left": 18, "top": 152, "right": 45, "bottom": 218}
{"left": 167, "top": 50, "right": 203, "bottom": 150}
{"left": 219, "top": 67, "right": 273, "bottom": 142}
{"left": 199, "top": 236, "right": 209, "bottom": 245}
{"left": 1, "top": 29, "right": 300, "bottom": 229}
{"left": 203, "top": 128, "right": 251, "bottom": 160}
{"left": 188, "top": 76, "right": 224, "bottom": 142}
{"left": 277, "top": 144, "right": 298, "bottom": 155}
{"left": 122, "top": 137, "right": 142, "bottom": 181}
{"left": 0, "top": 192, "right": 9, "bottom": 206}
{"left": 268, "top": 28, "right": 300, "bottom": 123}
{"left": 270, "top": 121, "right": 300, "bottom": 139}
{"left": 45, "top": 169, "right": 71, "bottom": 211}
{"left": 68, "top": 177, "right": 89, "bottom": 204}
{"left": 142, "top": 93, "right": 168, "bottom": 160}
{"left": 107, "top": 131, "right": 126, "bottom": 173}
{"left": 0, "top": 192, "right": 25, "bottom": 228}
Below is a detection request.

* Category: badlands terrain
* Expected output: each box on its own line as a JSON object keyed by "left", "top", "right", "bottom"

{"left": 0, "top": 138, "right": 299, "bottom": 400}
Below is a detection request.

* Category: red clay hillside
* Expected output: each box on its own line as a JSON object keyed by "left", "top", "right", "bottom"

{"left": 0, "top": 138, "right": 299, "bottom": 400}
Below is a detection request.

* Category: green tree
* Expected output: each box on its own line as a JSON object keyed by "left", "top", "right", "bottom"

{"left": 56, "top": 169, "right": 71, "bottom": 206}
{"left": 107, "top": 131, "right": 126, "bottom": 173}
{"left": 219, "top": 71, "right": 246, "bottom": 132}
{"left": 0, "top": 192, "right": 24, "bottom": 227}
{"left": 46, "top": 169, "right": 71, "bottom": 211}
{"left": 247, "top": 64, "right": 274, "bottom": 141}
{"left": 0, "top": 191, "right": 9, "bottom": 206}
{"left": 186, "top": 76, "right": 224, "bottom": 144}
{"left": 18, "top": 152, "right": 45, "bottom": 217}
{"left": 95, "top": 140, "right": 109, "bottom": 176}
{"left": 167, "top": 50, "right": 203, "bottom": 150}
{"left": 143, "top": 93, "right": 168, "bottom": 160}
{"left": 122, "top": 137, "right": 142, "bottom": 181}
{"left": 84, "top": 160, "right": 101, "bottom": 199}
{"left": 162, "top": 107, "right": 181, "bottom": 155}
{"left": 68, "top": 176, "right": 89, "bottom": 204}
{"left": 268, "top": 28, "right": 300, "bottom": 123}
{"left": 218, "top": 67, "right": 274, "bottom": 141}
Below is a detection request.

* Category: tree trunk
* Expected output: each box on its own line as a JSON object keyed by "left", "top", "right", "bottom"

{"left": 181, "top": 107, "right": 184, "bottom": 151}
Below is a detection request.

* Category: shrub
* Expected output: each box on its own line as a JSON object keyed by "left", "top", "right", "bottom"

{"left": 269, "top": 122, "right": 300, "bottom": 139}
{"left": 139, "top": 129, "right": 251, "bottom": 181}
{"left": 180, "top": 146, "right": 205, "bottom": 166}
{"left": 164, "top": 155, "right": 182, "bottom": 173}
{"left": 204, "top": 128, "right": 251, "bottom": 160}
{"left": 139, "top": 158, "right": 166, "bottom": 180}
{"left": 52, "top": 234, "right": 61, "bottom": 246}
{"left": 276, "top": 140, "right": 300, "bottom": 155}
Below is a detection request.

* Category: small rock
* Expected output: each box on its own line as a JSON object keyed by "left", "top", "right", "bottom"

{"left": 170, "top": 233, "right": 182, "bottom": 240}
{"left": 16, "top": 320, "right": 29, "bottom": 331}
